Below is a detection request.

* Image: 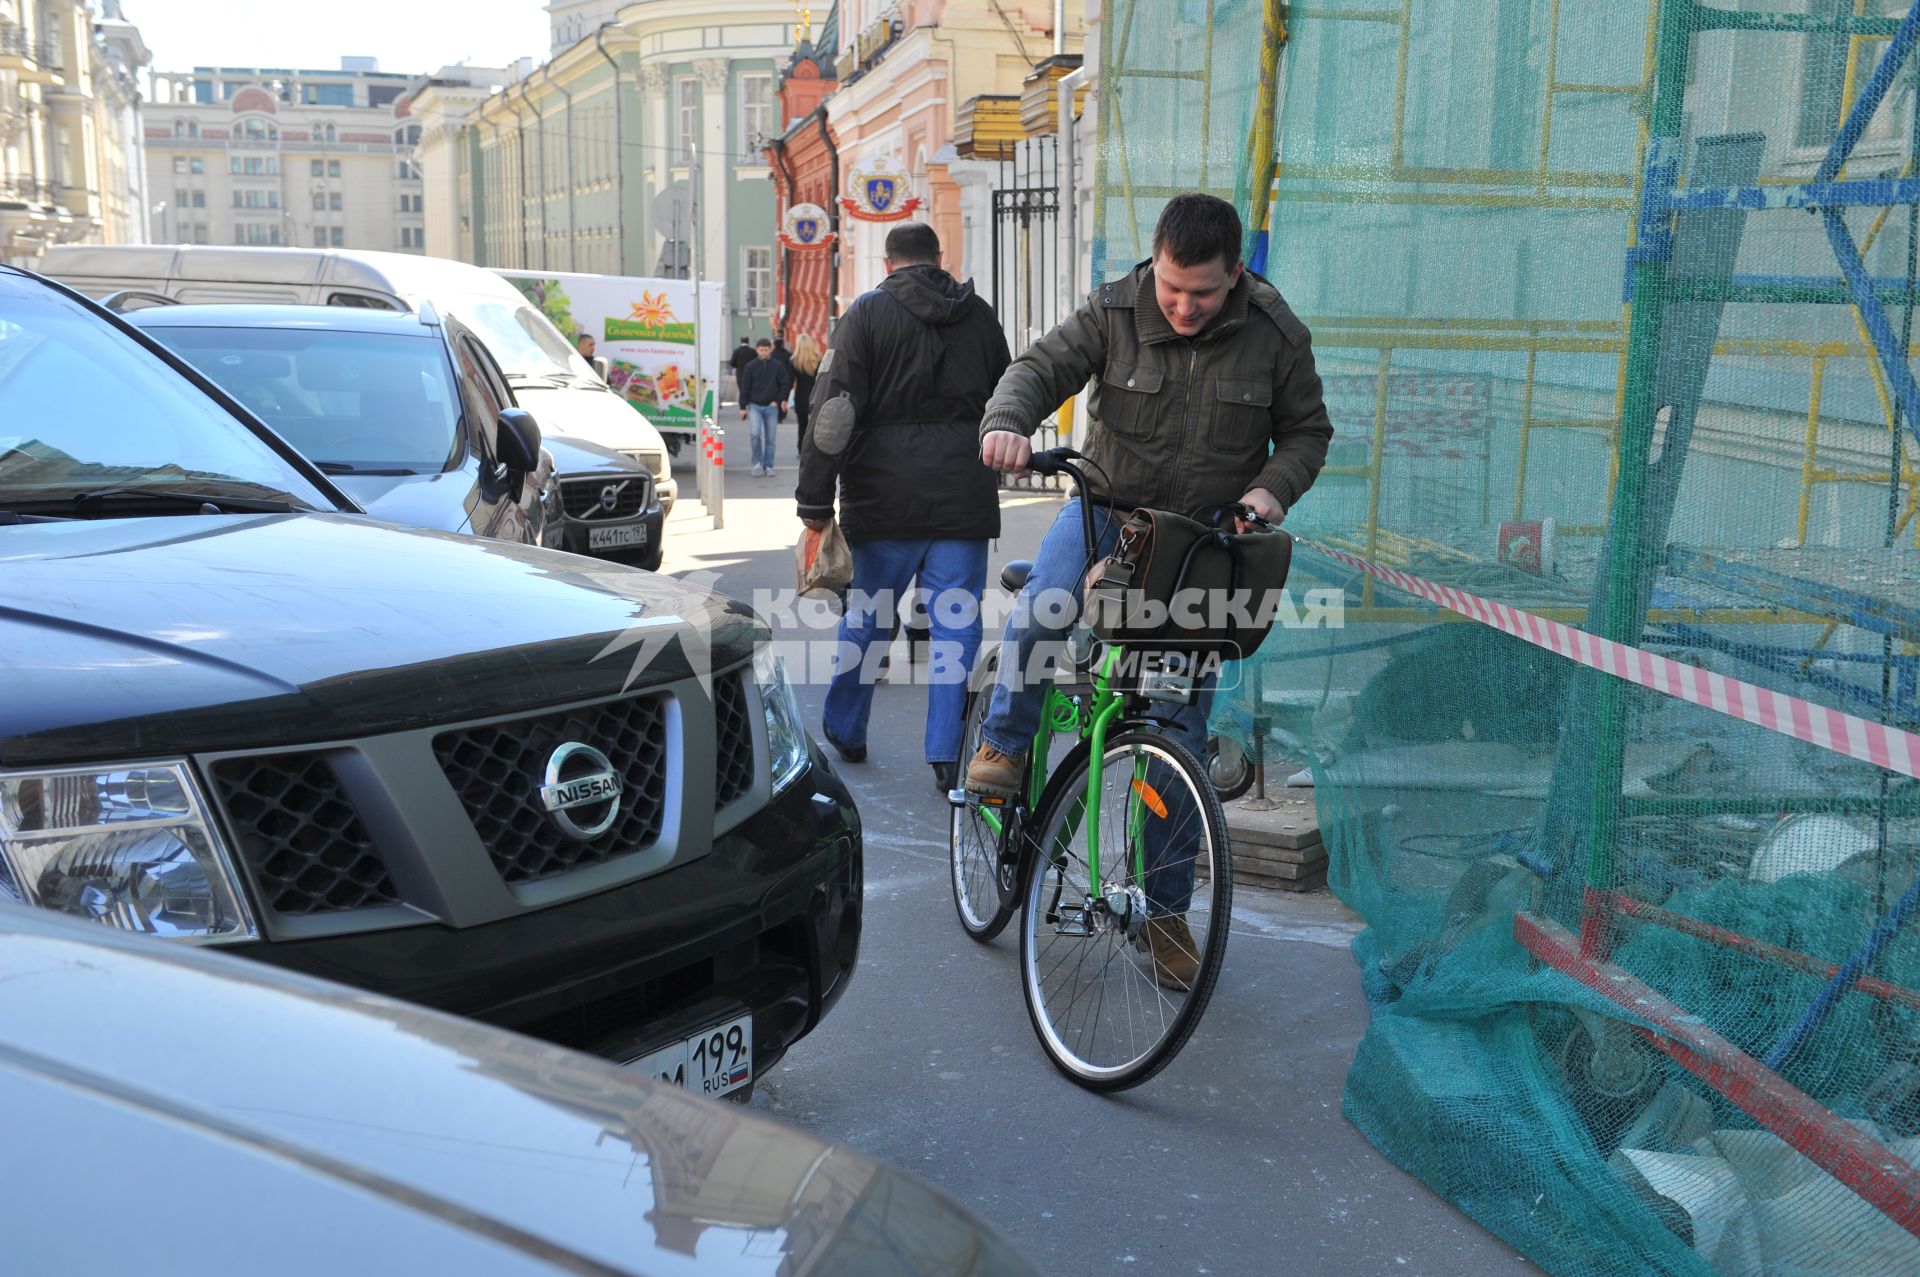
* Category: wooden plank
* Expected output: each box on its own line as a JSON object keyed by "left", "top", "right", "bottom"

{"left": 1238, "top": 867, "right": 1329, "bottom": 893}
{"left": 1226, "top": 799, "right": 1323, "bottom": 851}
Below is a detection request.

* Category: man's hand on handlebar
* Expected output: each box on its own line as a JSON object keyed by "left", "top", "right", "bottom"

{"left": 1234, "top": 486, "right": 1286, "bottom": 532}
{"left": 981, "top": 430, "right": 1033, "bottom": 476}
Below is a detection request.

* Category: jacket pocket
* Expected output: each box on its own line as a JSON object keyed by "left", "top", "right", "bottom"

{"left": 1213, "top": 376, "right": 1273, "bottom": 449}
{"left": 1097, "top": 360, "right": 1166, "bottom": 440}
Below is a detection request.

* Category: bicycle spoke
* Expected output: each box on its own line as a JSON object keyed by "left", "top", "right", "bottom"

{"left": 1021, "top": 731, "right": 1232, "bottom": 1088}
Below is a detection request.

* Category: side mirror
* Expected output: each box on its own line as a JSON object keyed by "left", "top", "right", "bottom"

{"left": 495, "top": 408, "right": 542, "bottom": 473}
{"left": 592, "top": 356, "right": 610, "bottom": 380}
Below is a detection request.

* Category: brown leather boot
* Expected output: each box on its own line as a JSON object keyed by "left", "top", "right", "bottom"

{"left": 964, "top": 743, "right": 1024, "bottom": 796}
{"left": 1138, "top": 914, "right": 1201, "bottom": 991}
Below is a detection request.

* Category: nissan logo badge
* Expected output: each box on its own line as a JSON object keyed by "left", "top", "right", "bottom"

{"left": 538, "top": 741, "right": 623, "bottom": 840}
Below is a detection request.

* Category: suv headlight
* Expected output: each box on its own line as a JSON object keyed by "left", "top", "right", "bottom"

{"left": 0, "top": 763, "right": 256, "bottom": 942}
{"left": 622, "top": 449, "right": 670, "bottom": 485}
{"left": 754, "top": 647, "right": 809, "bottom": 795}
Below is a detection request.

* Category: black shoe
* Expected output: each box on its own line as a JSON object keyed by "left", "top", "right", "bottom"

{"left": 931, "top": 760, "right": 957, "bottom": 793}
{"left": 823, "top": 730, "right": 866, "bottom": 764}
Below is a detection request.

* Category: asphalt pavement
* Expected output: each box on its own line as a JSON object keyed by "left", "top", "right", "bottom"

{"left": 657, "top": 441, "right": 1536, "bottom": 1277}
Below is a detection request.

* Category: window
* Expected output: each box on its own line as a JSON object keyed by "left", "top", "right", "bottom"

{"left": 312, "top": 192, "right": 325, "bottom": 210}
{"left": 313, "top": 227, "right": 328, "bottom": 246}
{"left": 192, "top": 79, "right": 214, "bottom": 104}
{"left": 1798, "top": 2, "right": 1850, "bottom": 147}
{"left": 742, "top": 246, "right": 772, "bottom": 311}
{"left": 331, "top": 227, "right": 344, "bottom": 247}
{"left": 328, "top": 160, "right": 341, "bottom": 177}
{"left": 330, "top": 192, "right": 343, "bottom": 211}
{"left": 239, "top": 118, "right": 277, "bottom": 142}
{"left": 192, "top": 190, "right": 205, "bottom": 208}
{"left": 173, "top": 156, "right": 187, "bottom": 174}
{"left": 175, "top": 187, "right": 190, "bottom": 209}
{"left": 740, "top": 73, "right": 773, "bottom": 151}
{"left": 310, "top": 159, "right": 324, "bottom": 177}
{"left": 400, "top": 227, "right": 422, "bottom": 249}
{"left": 302, "top": 83, "right": 353, "bottom": 107}
{"left": 191, "top": 158, "right": 204, "bottom": 174}
{"left": 395, "top": 124, "right": 420, "bottom": 147}
{"left": 676, "top": 78, "right": 698, "bottom": 162}
{"left": 235, "top": 223, "right": 282, "bottom": 246}
{"left": 172, "top": 118, "right": 186, "bottom": 138}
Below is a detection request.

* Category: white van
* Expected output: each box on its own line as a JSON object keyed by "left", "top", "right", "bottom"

{"left": 38, "top": 245, "right": 677, "bottom": 514}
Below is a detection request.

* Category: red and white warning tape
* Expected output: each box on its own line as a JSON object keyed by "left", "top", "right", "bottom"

{"left": 1300, "top": 538, "right": 1920, "bottom": 781}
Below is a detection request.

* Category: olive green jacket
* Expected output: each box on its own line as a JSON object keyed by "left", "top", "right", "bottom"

{"left": 979, "top": 262, "right": 1332, "bottom": 515}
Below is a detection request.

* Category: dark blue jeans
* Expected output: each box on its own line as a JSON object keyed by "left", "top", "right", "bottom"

{"left": 822, "top": 537, "right": 988, "bottom": 764}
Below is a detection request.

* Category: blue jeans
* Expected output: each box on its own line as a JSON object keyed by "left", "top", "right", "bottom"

{"left": 746, "top": 403, "right": 780, "bottom": 469}
{"left": 822, "top": 537, "right": 989, "bottom": 763}
{"left": 981, "top": 499, "right": 1213, "bottom": 912}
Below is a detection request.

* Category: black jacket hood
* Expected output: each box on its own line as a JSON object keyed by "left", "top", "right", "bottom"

{"left": 879, "top": 265, "right": 980, "bottom": 327}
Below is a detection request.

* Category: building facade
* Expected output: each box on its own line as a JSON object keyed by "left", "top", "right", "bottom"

{"left": 763, "top": 18, "right": 838, "bottom": 346}
{"left": 0, "top": 0, "right": 151, "bottom": 266}
{"left": 436, "top": 2, "right": 798, "bottom": 343}
{"left": 143, "top": 61, "right": 448, "bottom": 254}
{"left": 820, "top": 0, "right": 1080, "bottom": 302}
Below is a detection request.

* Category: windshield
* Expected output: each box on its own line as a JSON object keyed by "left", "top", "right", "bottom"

{"left": 450, "top": 296, "right": 597, "bottom": 381}
{"left": 147, "top": 326, "right": 462, "bottom": 475}
{"left": 0, "top": 275, "right": 333, "bottom": 510}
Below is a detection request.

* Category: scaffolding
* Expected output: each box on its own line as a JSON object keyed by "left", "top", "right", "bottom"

{"left": 1091, "top": 0, "right": 1920, "bottom": 1269}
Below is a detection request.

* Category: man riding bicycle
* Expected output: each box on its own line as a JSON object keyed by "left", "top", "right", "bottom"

{"left": 966, "top": 193, "right": 1333, "bottom": 988}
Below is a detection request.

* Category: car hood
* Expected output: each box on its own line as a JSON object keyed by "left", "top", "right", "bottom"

{"left": 331, "top": 468, "right": 477, "bottom": 533}
{"left": 0, "top": 907, "right": 1037, "bottom": 1277}
{"left": 541, "top": 432, "right": 652, "bottom": 477}
{"left": 0, "top": 513, "right": 756, "bottom": 766}
{"left": 516, "top": 381, "right": 670, "bottom": 453}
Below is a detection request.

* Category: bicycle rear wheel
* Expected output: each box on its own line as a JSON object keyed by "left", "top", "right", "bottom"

{"left": 950, "top": 649, "right": 1019, "bottom": 941}
{"left": 1018, "top": 729, "right": 1232, "bottom": 1091}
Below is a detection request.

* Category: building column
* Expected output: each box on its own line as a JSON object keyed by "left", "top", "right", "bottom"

{"left": 638, "top": 61, "right": 668, "bottom": 268}
{"left": 695, "top": 57, "right": 730, "bottom": 301}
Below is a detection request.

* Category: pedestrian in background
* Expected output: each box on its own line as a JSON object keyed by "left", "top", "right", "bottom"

{"left": 728, "top": 334, "right": 755, "bottom": 405}
{"left": 773, "top": 337, "right": 795, "bottom": 422}
{"left": 795, "top": 221, "right": 1011, "bottom": 792}
{"left": 790, "top": 333, "right": 822, "bottom": 453}
{"left": 739, "top": 338, "right": 792, "bottom": 477}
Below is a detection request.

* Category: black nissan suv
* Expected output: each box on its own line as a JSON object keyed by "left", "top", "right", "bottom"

{"left": 0, "top": 267, "right": 860, "bottom": 1094}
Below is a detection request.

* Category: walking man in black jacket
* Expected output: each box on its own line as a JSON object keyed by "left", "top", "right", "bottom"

{"left": 739, "top": 339, "right": 792, "bottom": 476}
{"left": 796, "top": 222, "right": 1012, "bottom": 792}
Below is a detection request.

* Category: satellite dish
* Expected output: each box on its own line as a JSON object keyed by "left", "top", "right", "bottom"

{"left": 652, "top": 184, "right": 691, "bottom": 232}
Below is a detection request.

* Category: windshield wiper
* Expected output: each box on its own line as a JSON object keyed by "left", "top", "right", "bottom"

{"left": 315, "top": 462, "right": 423, "bottom": 476}
{"left": 70, "top": 487, "right": 305, "bottom": 514}
{"left": 506, "top": 370, "right": 590, "bottom": 388}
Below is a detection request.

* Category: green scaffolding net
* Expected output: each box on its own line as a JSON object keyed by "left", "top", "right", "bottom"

{"left": 1099, "top": 1, "right": 1920, "bottom": 1272}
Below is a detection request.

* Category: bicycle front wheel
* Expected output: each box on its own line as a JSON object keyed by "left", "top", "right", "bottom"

{"left": 950, "top": 649, "right": 1018, "bottom": 941}
{"left": 1018, "top": 729, "right": 1232, "bottom": 1090}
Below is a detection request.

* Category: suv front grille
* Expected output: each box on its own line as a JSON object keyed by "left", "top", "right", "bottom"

{"left": 713, "top": 672, "right": 756, "bottom": 809}
{"left": 210, "top": 753, "right": 401, "bottom": 915}
{"left": 433, "top": 694, "right": 669, "bottom": 885}
{"left": 560, "top": 474, "right": 650, "bottom": 521}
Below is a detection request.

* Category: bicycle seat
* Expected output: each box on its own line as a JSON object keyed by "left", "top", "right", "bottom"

{"left": 1000, "top": 559, "right": 1034, "bottom": 592}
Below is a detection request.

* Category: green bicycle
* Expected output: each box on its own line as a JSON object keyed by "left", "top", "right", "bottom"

{"left": 949, "top": 448, "right": 1252, "bottom": 1091}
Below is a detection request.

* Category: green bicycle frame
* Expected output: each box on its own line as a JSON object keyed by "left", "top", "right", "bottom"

{"left": 979, "top": 644, "right": 1153, "bottom": 893}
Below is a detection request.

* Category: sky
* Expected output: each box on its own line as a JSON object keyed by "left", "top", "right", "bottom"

{"left": 127, "top": 0, "right": 552, "bottom": 78}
